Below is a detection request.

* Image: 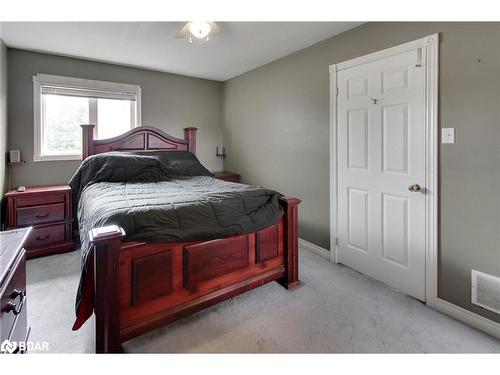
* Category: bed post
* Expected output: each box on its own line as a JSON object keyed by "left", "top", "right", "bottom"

{"left": 81, "top": 124, "right": 95, "bottom": 159}
{"left": 89, "top": 225, "right": 125, "bottom": 353}
{"left": 184, "top": 127, "right": 197, "bottom": 155}
{"left": 278, "top": 197, "right": 302, "bottom": 289}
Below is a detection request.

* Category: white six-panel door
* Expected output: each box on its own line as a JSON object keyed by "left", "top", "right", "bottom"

{"left": 337, "top": 48, "right": 426, "bottom": 301}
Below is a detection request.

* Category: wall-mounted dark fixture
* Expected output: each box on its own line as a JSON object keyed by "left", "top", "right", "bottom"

{"left": 6, "top": 149, "right": 26, "bottom": 191}
{"left": 216, "top": 146, "right": 226, "bottom": 158}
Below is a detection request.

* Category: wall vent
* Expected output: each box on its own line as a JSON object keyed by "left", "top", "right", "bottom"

{"left": 471, "top": 270, "right": 500, "bottom": 315}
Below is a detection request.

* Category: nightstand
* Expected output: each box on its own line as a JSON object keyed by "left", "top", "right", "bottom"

{"left": 214, "top": 171, "right": 241, "bottom": 183}
{"left": 6, "top": 185, "right": 74, "bottom": 259}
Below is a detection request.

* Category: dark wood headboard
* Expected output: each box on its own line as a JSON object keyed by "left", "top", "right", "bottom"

{"left": 80, "top": 124, "right": 197, "bottom": 159}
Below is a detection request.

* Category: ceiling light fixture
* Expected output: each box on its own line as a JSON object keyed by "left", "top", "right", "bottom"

{"left": 175, "top": 22, "right": 221, "bottom": 44}
{"left": 189, "top": 21, "right": 211, "bottom": 40}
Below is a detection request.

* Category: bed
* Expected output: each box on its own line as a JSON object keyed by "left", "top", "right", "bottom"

{"left": 71, "top": 124, "right": 301, "bottom": 353}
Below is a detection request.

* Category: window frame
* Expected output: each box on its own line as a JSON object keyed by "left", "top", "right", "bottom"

{"left": 33, "top": 74, "right": 142, "bottom": 162}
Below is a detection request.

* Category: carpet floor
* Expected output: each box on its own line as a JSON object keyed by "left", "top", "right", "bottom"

{"left": 26, "top": 246, "right": 500, "bottom": 353}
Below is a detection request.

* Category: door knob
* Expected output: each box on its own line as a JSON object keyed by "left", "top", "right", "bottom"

{"left": 408, "top": 183, "right": 421, "bottom": 192}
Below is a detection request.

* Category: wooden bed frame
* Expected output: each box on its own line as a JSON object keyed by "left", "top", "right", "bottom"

{"left": 80, "top": 124, "right": 301, "bottom": 353}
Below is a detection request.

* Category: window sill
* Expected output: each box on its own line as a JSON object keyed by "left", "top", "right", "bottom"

{"left": 33, "top": 154, "right": 82, "bottom": 162}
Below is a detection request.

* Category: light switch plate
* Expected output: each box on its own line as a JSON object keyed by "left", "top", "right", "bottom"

{"left": 441, "top": 128, "right": 455, "bottom": 144}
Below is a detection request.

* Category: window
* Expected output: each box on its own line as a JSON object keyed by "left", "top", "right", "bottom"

{"left": 33, "top": 74, "right": 141, "bottom": 161}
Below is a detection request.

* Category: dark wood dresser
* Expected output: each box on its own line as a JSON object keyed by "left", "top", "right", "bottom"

{"left": 0, "top": 227, "right": 31, "bottom": 354}
{"left": 6, "top": 185, "right": 74, "bottom": 259}
{"left": 214, "top": 171, "right": 241, "bottom": 183}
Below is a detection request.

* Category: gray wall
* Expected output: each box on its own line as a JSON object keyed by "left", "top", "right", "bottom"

{"left": 223, "top": 22, "right": 500, "bottom": 322}
{"left": 7, "top": 49, "right": 224, "bottom": 187}
{"left": 0, "top": 40, "right": 7, "bottom": 196}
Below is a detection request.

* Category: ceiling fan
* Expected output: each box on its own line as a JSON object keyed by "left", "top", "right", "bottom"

{"left": 175, "top": 21, "right": 221, "bottom": 43}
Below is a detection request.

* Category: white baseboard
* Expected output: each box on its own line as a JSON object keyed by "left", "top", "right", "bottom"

{"left": 298, "top": 238, "right": 330, "bottom": 260}
{"left": 428, "top": 296, "right": 500, "bottom": 340}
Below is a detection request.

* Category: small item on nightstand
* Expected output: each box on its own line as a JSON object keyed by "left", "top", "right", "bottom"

{"left": 17, "top": 186, "right": 26, "bottom": 192}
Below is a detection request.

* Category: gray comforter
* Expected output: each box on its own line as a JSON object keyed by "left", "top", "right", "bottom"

{"left": 69, "top": 152, "right": 283, "bottom": 328}
{"left": 78, "top": 176, "right": 283, "bottom": 253}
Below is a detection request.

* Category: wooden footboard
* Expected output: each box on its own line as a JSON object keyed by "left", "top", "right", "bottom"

{"left": 90, "top": 196, "right": 301, "bottom": 353}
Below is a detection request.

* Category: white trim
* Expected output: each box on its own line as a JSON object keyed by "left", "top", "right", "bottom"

{"left": 335, "top": 35, "right": 438, "bottom": 72}
{"left": 329, "top": 35, "right": 439, "bottom": 302}
{"left": 89, "top": 97, "right": 98, "bottom": 134}
{"left": 329, "top": 65, "right": 339, "bottom": 264}
{"left": 33, "top": 74, "right": 142, "bottom": 162}
{"left": 428, "top": 297, "right": 500, "bottom": 340}
{"left": 33, "top": 74, "right": 142, "bottom": 95}
{"left": 299, "top": 238, "right": 330, "bottom": 260}
{"left": 135, "top": 86, "right": 143, "bottom": 126}
{"left": 33, "top": 77, "right": 43, "bottom": 161}
{"left": 424, "top": 34, "right": 440, "bottom": 307}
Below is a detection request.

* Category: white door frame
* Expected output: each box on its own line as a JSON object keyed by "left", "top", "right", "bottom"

{"left": 329, "top": 34, "right": 439, "bottom": 303}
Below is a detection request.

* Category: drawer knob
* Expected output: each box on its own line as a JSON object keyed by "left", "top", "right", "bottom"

{"left": 36, "top": 234, "right": 50, "bottom": 241}
{"left": 5, "top": 300, "right": 23, "bottom": 315}
{"left": 9, "top": 288, "right": 23, "bottom": 300}
{"left": 35, "top": 212, "right": 49, "bottom": 218}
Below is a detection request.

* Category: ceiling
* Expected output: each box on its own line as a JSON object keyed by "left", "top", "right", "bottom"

{"left": 0, "top": 22, "right": 362, "bottom": 81}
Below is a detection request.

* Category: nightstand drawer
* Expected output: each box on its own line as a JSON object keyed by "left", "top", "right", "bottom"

{"left": 16, "top": 194, "right": 65, "bottom": 208}
{"left": 16, "top": 203, "right": 65, "bottom": 226}
{"left": 25, "top": 223, "right": 66, "bottom": 248}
